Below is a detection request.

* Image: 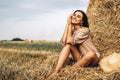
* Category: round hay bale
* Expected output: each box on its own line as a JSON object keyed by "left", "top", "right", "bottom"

{"left": 87, "top": 0, "right": 120, "bottom": 54}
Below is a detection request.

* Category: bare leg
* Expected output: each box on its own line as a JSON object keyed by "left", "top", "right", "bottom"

{"left": 72, "top": 51, "right": 99, "bottom": 67}
{"left": 90, "top": 53, "right": 99, "bottom": 66}
{"left": 70, "top": 45, "right": 81, "bottom": 62}
{"left": 47, "top": 44, "right": 71, "bottom": 79}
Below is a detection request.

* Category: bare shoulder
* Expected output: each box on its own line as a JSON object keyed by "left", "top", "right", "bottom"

{"left": 74, "top": 27, "right": 90, "bottom": 34}
{"left": 81, "top": 27, "right": 90, "bottom": 33}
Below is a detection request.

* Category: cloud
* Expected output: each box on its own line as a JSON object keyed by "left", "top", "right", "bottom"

{"left": 0, "top": 0, "right": 89, "bottom": 19}
{"left": 0, "top": 0, "right": 89, "bottom": 40}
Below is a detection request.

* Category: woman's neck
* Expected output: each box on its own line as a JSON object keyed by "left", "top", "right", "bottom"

{"left": 74, "top": 25, "right": 82, "bottom": 31}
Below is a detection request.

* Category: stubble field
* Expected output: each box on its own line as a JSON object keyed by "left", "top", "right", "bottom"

{"left": 0, "top": 41, "right": 120, "bottom": 80}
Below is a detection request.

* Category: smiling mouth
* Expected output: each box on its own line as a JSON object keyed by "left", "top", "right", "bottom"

{"left": 72, "top": 19, "right": 77, "bottom": 22}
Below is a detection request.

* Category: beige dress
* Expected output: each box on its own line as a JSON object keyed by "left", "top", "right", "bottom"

{"left": 71, "top": 27, "right": 100, "bottom": 59}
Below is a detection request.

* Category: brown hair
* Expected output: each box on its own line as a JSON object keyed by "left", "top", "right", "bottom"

{"left": 74, "top": 10, "right": 89, "bottom": 28}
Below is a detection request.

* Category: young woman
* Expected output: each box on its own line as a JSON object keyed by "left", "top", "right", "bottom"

{"left": 48, "top": 10, "right": 100, "bottom": 79}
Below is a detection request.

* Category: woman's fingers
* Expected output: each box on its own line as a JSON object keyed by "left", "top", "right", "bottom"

{"left": 69, "top": 13, "right": 73, "bottom": 18}
{"left": 67, "top": 13, "right": 73, "bottom": 25}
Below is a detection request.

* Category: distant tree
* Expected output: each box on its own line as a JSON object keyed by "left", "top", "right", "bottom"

{"left": 11, "top": 38, "right": 24, "bottom": 41}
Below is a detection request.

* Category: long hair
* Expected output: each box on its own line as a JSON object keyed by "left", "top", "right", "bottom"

{"left": 73, "top": 10, "right": 89, "bottom": 28}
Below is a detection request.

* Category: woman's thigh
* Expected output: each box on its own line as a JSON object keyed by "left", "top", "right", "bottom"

{"left": 70, "top": 45, "right": 81, "bottom": 62}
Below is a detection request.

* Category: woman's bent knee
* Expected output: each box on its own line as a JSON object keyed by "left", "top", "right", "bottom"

{"left": 84, "top": 51, "right": 96, "bottom": 60}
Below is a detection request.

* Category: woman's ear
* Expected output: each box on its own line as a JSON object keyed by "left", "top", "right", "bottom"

{"left": 80, "top": 21, "right": 83, "bottom": 26}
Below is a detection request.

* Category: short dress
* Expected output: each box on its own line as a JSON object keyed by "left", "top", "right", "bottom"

{"left": 71, "top": 27, "right": 100, "bottom": 59}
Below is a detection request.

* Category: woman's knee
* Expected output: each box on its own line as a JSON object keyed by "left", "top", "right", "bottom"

{"left": 84, "top": 51, "right": 96, "bottom": 60}
{"left": 63, "top": 44, "right": 71, "bottom": 48}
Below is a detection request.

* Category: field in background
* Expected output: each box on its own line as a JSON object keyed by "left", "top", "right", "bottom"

{"left": 0, "top": 41, "right": 62, "bottom": 80}
{"left": 0, "top": 40, "right": 62, "bottom": 52}
{"left": 0, "top": 41, "right": 120, "bottom": 80}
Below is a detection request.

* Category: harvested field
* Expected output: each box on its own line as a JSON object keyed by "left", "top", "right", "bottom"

{"left": 0, "top": 41, "right": 120, "bottom": 80}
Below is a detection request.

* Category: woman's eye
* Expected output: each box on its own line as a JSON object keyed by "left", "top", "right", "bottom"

{"left": 77, "top": 16, "right": 81, "bottom": 18}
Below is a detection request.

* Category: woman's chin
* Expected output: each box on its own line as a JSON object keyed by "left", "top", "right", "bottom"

{"left": 72, "top": 22, "right": 79, "bottom": 25}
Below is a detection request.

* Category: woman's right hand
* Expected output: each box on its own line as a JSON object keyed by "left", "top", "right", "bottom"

{"left": 67, "top": 13, "right": 73, "bottom": 25}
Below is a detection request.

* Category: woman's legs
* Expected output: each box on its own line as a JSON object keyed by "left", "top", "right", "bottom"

{"left": 90, "top": 53, "right": 99, "bottom": 66}
{"left": 48, "top": 44, "right": 71, "bottom": 79}
{"left": 54, "top": 44, "right": 71, "bottom": 71}
{"left": 72, "top": 50, "right": 99, "bottom": 67}
{"left": 48, "top": 45, "right": 99, "bottom": 79}
{"left": 70, "top": 45, "right": 81, "bottom": 62}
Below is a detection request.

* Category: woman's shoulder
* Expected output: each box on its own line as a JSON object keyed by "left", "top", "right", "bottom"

{"left": 81, "top": 27, "right": 89, "bottom": 31}
{"left": 74, "top": 27, "right": 90, "bottom": 34}
{"left": 80, "top": 27, "right": 90, "bottom": 33}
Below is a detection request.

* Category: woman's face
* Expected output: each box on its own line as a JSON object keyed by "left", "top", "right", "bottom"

{"left": 71, "top": 11, "right": 83, "bottom": 25}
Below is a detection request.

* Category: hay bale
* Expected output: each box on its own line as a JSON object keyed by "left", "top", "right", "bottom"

{"left": 87, "top": 0, "right": 120, "bottom": 55}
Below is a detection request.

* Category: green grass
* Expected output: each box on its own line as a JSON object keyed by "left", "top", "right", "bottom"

{"left": 0, "top": 41, "right": 62, "bottom": 52}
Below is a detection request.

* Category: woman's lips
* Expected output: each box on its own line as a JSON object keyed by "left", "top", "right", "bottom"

{"left": 72, "top": 19, "right": 77, "bottom": 22}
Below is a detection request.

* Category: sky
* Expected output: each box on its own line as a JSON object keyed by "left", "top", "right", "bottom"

{"left": 0, "top": 0, "right": 89, "bottom": 41}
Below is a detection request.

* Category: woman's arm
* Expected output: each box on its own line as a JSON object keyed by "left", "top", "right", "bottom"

{"left": 60, "top": 23, "right": 69, "bottom": 45}
{"left": 66, "top": 24, "right": 72, "bottom": 43}
{"left": 66, "top": 14, "right": 73, "bottom": 44}
{"left": 60, "top": 14, "right": 73, "bottom": 45}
